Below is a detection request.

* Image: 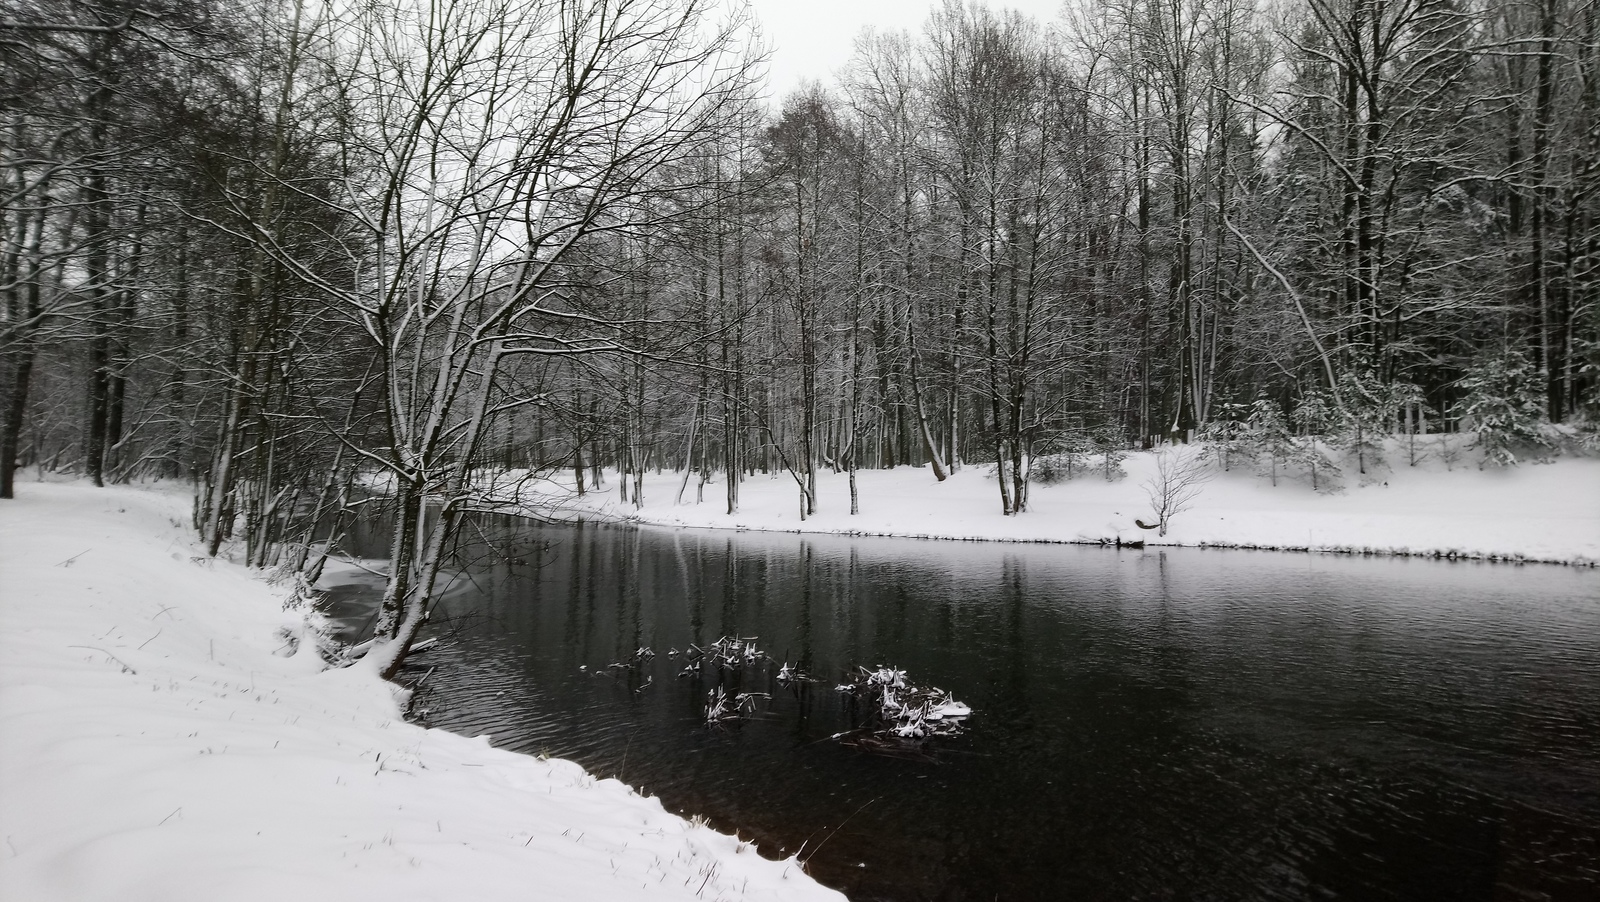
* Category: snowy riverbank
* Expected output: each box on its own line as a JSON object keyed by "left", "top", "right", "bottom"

{"left": 0, "top": 483, "right": 844, "bottom": 902}
{"left": 514, "top": 440, "right": 1600, "bottom": 566}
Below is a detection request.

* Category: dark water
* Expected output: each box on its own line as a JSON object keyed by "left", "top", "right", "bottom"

{"left": 342, "top": 519, "right": 1600, "bottom": 901}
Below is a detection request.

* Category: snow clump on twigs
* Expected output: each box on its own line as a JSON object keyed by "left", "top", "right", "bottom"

{"left": 704, "top": 685, "right": 768, "bottom": 725}
{"left": 776, "top": 662, "right": 815, "bottom": 684}
{"left": 834, "top": 665, "right": 972, "bottom": 743}
{"left": 678, "top": 635, "right": 768, "bottom": 676}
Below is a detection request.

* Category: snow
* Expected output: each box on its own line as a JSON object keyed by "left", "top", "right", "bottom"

{"left": 0, "top": 482, "right": 846, "bottom": 902}
{"left": 524, "top": 440, "right": 1600, "bottom": 565}
{"left": 7, "top": 441, "right": 1584, "bottom": 897}
{"left": 926, "top": 702, "right": 971, "bottom": 720}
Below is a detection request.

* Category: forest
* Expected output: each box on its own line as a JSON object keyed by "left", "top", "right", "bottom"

{"left": 4, "top": 0, "right": 1598, "bottom": 671}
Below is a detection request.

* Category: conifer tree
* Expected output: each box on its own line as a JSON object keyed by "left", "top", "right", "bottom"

{"left": 1455, "top": 351, "right": 1550, "bottom": 467}
{"left": 1245, "top": 398, "right": 1295, "bottom": 486}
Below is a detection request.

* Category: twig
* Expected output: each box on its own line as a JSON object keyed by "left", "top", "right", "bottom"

{"left": 137, "top": 629, "right": 162, "bottom": 650}
{"left": 67, "top": 645, "right": 137, "bottom": 674}
{"left": 55, "top": 549, "right": 91, "bottom": 567}
{"left": 328, "top": 554, "right": 389, "bottom": 578}
{"left": 696, "top": 862, "right": 718, "bottom": 897}
{"left": 801, "top": 797, "right": 879, "bottom": 865}
{"left": 619, "top": 729, "right": 635, "bottom": 784}
{"left": 157, "top": 807, "right": 182, "bottom": 826}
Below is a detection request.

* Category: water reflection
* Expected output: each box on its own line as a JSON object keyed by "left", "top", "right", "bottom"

{"left": 375, "top": 520, "right": 1600, "bottom": 901}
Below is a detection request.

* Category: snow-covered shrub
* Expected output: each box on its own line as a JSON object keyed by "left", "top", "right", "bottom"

{"left": 1092, "top": 426, "right": 1127, "bottom": 481}
{"left": 1436, "top": 432, "right": 1467, "bottom": 471}
{"left": 1244, "top": 398, "right": 1296, "bottom": 486}
{"left": 1067, "top": 428, "right": 1096, "bottom": 480}
{"left": 1568, "top": 417, "right": 1600, "bottom": 455}
{"left": 1030, "top": 455, "right": 1069, "bottom": 485}
{"left": 1032, "top": 430, "right": 1091, "bottom": 485}
{"left": 1577, "top": 329, "right": 1600, "bottom": 437}
{"left": 1535, "top": 421, "right": 1596, "bottom": 457}
{"left": 1291, "top": 435, "right": 1343, "bottom": 492}
{"left": 1454, "top": 350, "right": 1552, "bottom": 467}
{"left": 1291, "top": 389, "right": 1337, "bottom": 437}
{"left": 1287, "top": 392, "right": 1343, "bottom": 491}
{"left": 1335, "top": 367, "right": 1395, "bottom": 479}
{"left": 1392, "top": 381, "right": 1433, "bottom": 466}
{"left": 1198, "top": 402, "right": 1250, "bottom": 471}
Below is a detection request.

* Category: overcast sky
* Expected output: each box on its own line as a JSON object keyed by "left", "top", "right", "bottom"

{"left": 745, "top": 0, "right": 1066, "bottom": 101}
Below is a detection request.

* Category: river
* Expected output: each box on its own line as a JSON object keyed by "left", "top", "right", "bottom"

{"left": 331, "top": 518, "right": 1600, "bottom": 900}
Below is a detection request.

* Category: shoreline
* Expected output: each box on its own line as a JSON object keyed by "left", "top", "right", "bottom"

{"left": 556, "top": 511, "right": 1598, "bottom": 568}
{"left": 490, "top": 444, "right": 1600, "bottom": 570}
{"left": 0, "top": 481, "right": 845, "bottom": 902}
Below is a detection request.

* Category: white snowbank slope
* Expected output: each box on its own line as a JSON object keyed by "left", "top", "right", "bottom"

{"left": 549, "top": 447, "right": 1600, "bottom": 564}
{"left": 0, "top": 483, "right": 844, "bottom": 902}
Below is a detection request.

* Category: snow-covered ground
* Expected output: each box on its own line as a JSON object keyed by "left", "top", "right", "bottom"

{"left": 4, "top": 443, "right": 1591, "bottom": 898}
{"left": 514, "top": 440, "right": 1600, "bottom": 565}
{"left": 0, "top": 482, "right": 845, "bottom": 902}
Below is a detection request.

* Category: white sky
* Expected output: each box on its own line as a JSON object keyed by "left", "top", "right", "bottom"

{"left": 745, "top": 0, "right": 1066, "bottom": 100}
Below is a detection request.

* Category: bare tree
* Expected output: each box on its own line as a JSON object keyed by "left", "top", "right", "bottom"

{"left": 234, "top": 0, "right": 761, "bottom": 678}
{"left": 1139, "top": 446, "right": 1211, "bottom": 536}
{"left": 842, "top": 28, "right": 950, "bottom": 480}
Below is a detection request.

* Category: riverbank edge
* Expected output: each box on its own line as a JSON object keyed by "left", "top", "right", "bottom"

{"left": 475, "top": 446, "right": 1600, "bottom": 569}
{"left": 350, "top": 441, "right": 1600, "bottom": 566}
{"left": 523, "top": 506, "right": 1600, "bottom": 568}
{"left": 0, "top": 481, "right": 845, "bottom": 902}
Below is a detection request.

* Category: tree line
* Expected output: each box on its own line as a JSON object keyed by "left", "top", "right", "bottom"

{"left": 4, "top": 0, "right": 1597, "bottom": 671}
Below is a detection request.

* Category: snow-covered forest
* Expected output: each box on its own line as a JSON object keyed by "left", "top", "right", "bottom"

{"left": 4, "top": 0, "right": 1599, "bottom": 670}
